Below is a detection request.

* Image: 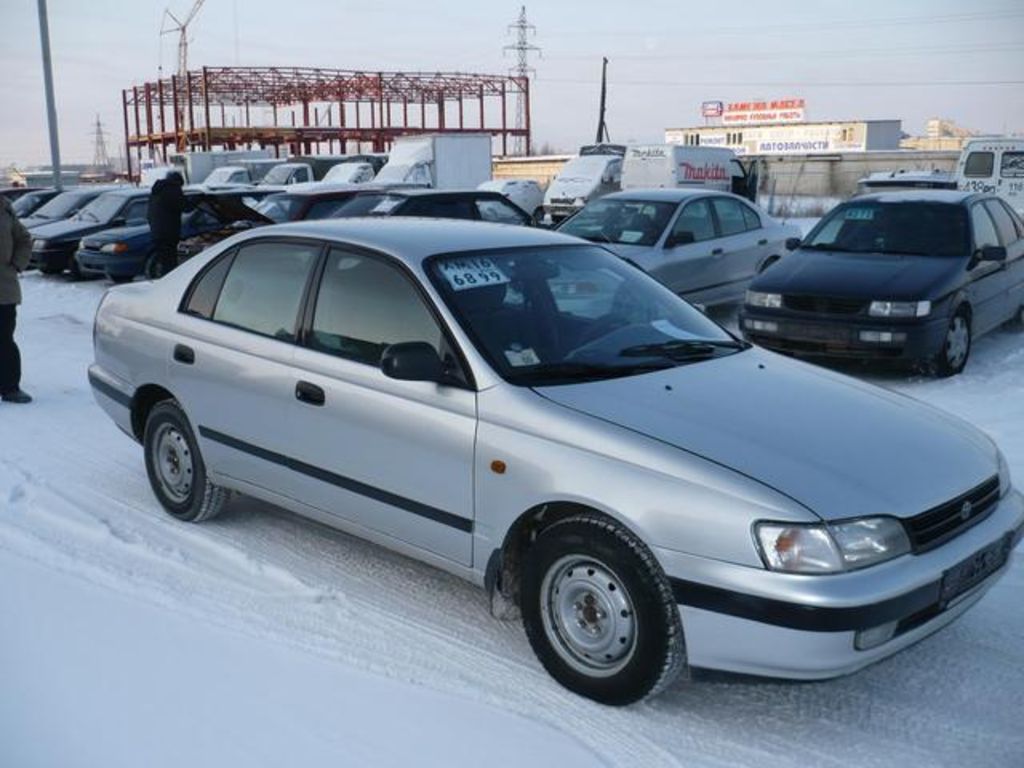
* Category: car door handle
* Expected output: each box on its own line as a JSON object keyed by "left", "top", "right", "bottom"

{"left": 711, "top": 248, "right": 724, "bottom": 256}
{"left": 757, "top": 238, "right": 768, "bottom": 246}
{"left": 173, "top": 344, "right": 195, "bottom": 365}
{"left": 295, "top": 381, "right": 326, "bottom": 407}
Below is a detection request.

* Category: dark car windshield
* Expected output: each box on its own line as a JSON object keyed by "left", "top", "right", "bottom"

{"left": 558, "top": 199, "right": 677, "bottom": 246}
{"left": 74, "top": 193, "right": 132, "bottom": 223}
{"left": 28, "top": 189, "right": 99, "bottom": 220}
{"left": 11, "top": 191, "right": 50, "bottom": 217}
{"left": 429, "top": 245, "right": 742, "bottom": 386}
{"left": 804, "top": 201, "right": 969, "bottom": 257}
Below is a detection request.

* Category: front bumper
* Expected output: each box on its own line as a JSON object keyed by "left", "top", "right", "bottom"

{"left": 660, "top": 489, "right": 1024, "bottom": 679}
{"left": 740, "top": 307, "right": 948, "bottom": 363}
{"left": 75, "top": 248, "right": 146, "bottom": 278}
{"left": 29, "top": 244, "right": 74, "bottom": 272}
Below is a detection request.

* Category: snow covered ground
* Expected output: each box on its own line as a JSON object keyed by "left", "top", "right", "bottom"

{"left": 2, "top": 273, "right": 1022, "bottom": 768}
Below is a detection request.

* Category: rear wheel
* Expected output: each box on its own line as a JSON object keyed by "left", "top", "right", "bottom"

{"left": 934, "top": 307, "right": 971, "bottom": 377}
{"left": 143, "top": 400, "right": 229, "bottom": 522}
{"left": 521, "top": 513, "right": 686, "bottom": 705}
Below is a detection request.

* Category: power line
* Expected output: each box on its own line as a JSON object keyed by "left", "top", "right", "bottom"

{"left": 503, "top": 6, "right": 540, "bottom": 156}
{"left": 537, "top": 77, "right": 1024, "bottom": 88}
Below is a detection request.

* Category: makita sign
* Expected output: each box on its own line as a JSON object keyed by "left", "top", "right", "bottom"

{"left": 680, "top": 162, "right": 728, "bottom": 181}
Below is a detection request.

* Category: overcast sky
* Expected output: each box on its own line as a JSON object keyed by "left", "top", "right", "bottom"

{"left": 2, "top": 0, "right": 1022, "bottom": 167}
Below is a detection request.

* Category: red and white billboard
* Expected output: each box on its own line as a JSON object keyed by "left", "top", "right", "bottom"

{"left": 722, "top": 98, "right": 805, "bottom": 125}
{"left": 701, "top": 100, "right": 724, "bottom": 118}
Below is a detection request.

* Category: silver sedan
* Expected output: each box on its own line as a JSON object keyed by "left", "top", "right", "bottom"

{"left": 89, "top": 218, "right": 1022, "bottom": 704}
{"left": 557, "top": 189, "right": 801, "bottom": 306}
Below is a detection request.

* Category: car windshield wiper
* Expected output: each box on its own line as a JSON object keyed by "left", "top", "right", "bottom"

{"left": 801, "top": 242, "right": 857, "bottom": 252}
{"left": 619, "top": 338, "right": 749, "bottom": 360}
{"left": 508, "top": 360, "right": 672, "bottom": 384}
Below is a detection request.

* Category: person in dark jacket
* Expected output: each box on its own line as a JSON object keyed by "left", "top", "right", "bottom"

{"left": 147, "top": 171, "right": 189, "bottom": 277}
{"left": 1, "top": 194, "right": 33, "bottom": 403}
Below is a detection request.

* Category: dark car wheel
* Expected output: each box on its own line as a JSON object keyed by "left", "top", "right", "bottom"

{"left": 143, "top": 400, "right": 229, "bottom": 522}
{"left": 521, "top": 513, "right": 686, "bottom": 705}
{"left": 934, "top": 307, "right": 971, "bottom": 377}
{"left": 109, "top": 273, "right": 134, "bottom": 284}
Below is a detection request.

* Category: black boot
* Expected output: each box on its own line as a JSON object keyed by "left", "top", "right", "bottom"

{"left": 1, "top": 388, "right": 32, "bottom": 404}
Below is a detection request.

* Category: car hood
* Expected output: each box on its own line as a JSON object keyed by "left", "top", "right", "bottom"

{"left": 754, "top": 248, "right": 963, "bottom": 300}
{"left": 29, "top": 218, "right": 110, "bottom": 243}
{"left": 536, "top": 348, "right": 996, "bottom": 520}
{"left": 84, "top": 223, "right": 150, "bottom": 245}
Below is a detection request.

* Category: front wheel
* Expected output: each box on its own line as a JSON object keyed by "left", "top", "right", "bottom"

{"left": 521, "top": 514, "right": 686, "bottom": 705}
{"left": 933, "top": 308, "right": 971, "bottom": 377}
{"left": 143, "top": 400, "right": 229, "bottom": 522}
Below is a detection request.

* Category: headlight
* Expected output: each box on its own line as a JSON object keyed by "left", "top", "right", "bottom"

{"left": 746, "top": 290, "right": 782, "bottom": 309}
{"left": 755, "top": 517, "right": 910, "bottom": 574}
{"left": 100, "top": 242, "right": 129, "bottom": 254}
{"left": 998, "top": 449, "right": 1011, "bottom": 498}
{"left": 868, "top": 300, "right": 931, "bottom": 318}
{"left": 32, "top": 239, "right": 48, "bottom": 251}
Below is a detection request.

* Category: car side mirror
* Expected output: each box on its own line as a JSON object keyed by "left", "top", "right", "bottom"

{"left": 665, "top": 231, "right": 695, "bottom": 249}
{"left": 381, "top": 342, "right": 444, "bottom": 383}
{"left": 785, "top": 237, "right": 802, "bottom": 251}
{"left": 980, "top": 245, "right": 1007, "bottom": 262}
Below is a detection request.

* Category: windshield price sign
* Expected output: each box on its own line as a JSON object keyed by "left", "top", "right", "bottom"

{"left": 439, "top": 257, "right": 511, "bottom": 291}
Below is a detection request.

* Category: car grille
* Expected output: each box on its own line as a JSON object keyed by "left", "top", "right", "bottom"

{"left": 903, "top": 475, "right": 1000, "bottom": 553}
{"left": 782, "top": 295, "right": 866, "bottom": 315}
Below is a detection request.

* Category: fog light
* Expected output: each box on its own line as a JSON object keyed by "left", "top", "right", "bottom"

{"left": 855, "top": 620, "right": 898, "bottom": 650}
{"left": 745, "top": 319, "right": 778, "bottom": 333}
{"left": 859, "top": 331, "right": 907, "bottom": 344}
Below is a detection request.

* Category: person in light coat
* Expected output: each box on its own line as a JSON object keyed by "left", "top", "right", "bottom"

{"left": 0, "top": 195, "right": 33, "bottom": 403}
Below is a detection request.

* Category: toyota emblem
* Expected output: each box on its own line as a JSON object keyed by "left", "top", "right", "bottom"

{"left": 960, "top": 501, "right": 973, "bottom": 521}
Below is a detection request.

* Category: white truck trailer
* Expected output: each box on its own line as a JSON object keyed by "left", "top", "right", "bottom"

{"left": 375, "top": 134, "right": 493, "bottom": 188}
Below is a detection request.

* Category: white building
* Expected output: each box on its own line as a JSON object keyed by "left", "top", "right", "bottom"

{"left": 665, "top": 120, "right": 903, "bottom": 156}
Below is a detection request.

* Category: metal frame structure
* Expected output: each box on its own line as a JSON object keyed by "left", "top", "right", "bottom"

{"left": 122, "top": 66, "right": 531, "bottom": 179}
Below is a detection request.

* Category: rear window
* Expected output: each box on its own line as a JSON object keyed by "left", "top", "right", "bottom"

{"left": 255, "top": 194, "right": 302, "bottom": 223}
{"left": 333, "top": 194, "right": 405, "bottom": 217}
{"left": 804, "top": 201, "right": 970, "bottom": 257}
{"left": 964, "top": 152, "right": 994, "bottom": 178}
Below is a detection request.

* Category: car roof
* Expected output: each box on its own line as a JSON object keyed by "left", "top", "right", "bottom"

{"left": 604, "top": 188, "right": 733, "bottom": 203}
{"left": 846, "top": 189, "right": 980, "bottom": 205}
{"left": 236, "top": 217, "right": 583, "bottom": 262}
{"left": 99, "top": 187, "right": 150, "bottom": 199}
{"left": 367, "top": 188, "right": 505, "bottom": 199}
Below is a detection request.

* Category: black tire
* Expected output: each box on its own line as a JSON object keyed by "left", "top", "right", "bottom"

{"left": 521, "top": 513, "right": 686, "bottom": 705}
{"left": 143, "top": 251, "right": 164, "bottom": 280}
{"left": 108, "top": 273, "right": 134, "bottom": 284}
{"left": 143, "top": 400, "right": 229, "bottom": 522}
{"left": 933, "top": 307, "right": 971, "bottom": 378}
{"left": 39, "top": 263, "right": 63, "bottom": 275}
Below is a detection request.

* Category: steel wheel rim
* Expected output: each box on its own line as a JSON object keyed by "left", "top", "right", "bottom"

{"left": 540, "top": 555, "right": 638, "bottom": 677}
{"left": 946, "top": 316, "right": 969, "bottom": 369}
{"left": 151, "top": 424, "right": 194, "bottom": 503}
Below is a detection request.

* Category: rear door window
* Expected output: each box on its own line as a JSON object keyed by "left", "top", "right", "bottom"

{"left": 964, "top": 152, "right": 995, "bottom": 178}
{"left": 740, "top": 203, "right": 762, "bottom": 231}
{"left": 670, "top": 199, "right": 716, "bottom": 243}
{"left": 710, "top": 198, "right": 747, "bottom": 237}
{"left": 211, "top": 241, "right": 320, "bottom": 341}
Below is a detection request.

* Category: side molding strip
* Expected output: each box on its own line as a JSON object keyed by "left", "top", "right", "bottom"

{"left": 198, "top": 426, "right": 474, "bottom": 533}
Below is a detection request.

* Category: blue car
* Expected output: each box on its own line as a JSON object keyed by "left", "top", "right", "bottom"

{"left": 29, "top": 188, "right": 151, "bottom": 275}
{"left": 75, "top": 189, "right": 272, "bottom": 282}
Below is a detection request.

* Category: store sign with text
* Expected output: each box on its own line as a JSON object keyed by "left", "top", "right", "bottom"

{"left": 722, "top": 98, "right": 805, "bottom": 125}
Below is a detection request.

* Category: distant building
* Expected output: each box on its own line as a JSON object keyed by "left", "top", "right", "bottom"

{"left": 665, "top": 119, "right": 903, "bottom": 156}
{"left": 900, "top": 118, "right": 978, "bottom": 152}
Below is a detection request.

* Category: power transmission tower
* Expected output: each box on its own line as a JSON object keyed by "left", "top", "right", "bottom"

{"left": 504, "top": 6, "right": 539, "bottom": 156}
{"left": 91, "top": 114, "right": 111, "bottom": 168}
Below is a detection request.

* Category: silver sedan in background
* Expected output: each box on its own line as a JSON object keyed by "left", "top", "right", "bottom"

{"left": 557, "top": 189, "right": 801, "bottom": 306}
{"left": 89, "top": 219, "right": 1021, "bottom": 705}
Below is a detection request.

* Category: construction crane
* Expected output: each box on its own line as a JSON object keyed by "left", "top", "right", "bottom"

{"left": 161, "top": 0, "right": 206, "bottom": 80}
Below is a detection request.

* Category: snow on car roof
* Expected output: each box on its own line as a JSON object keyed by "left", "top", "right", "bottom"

{"left": 849, "top": 189, "right": 979, "bottom": 205}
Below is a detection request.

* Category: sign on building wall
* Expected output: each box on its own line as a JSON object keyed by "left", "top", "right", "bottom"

{"left": 701, "top": 101, "right": 724, "bottom": 118}
{"left": 722, "top": 98, "right": 805, "bottom": 125}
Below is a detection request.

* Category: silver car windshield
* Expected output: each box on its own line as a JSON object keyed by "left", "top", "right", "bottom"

{"left": 429, "top": 245, "right": 745, "bottom": 386}
{"left": 558, "top": 200, "right": 677, "bottom": 246}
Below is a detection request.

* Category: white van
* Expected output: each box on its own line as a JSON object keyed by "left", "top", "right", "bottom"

{"left": 621, "top": 145, "right": 757, "bottom": 201}
{"left": 542, "top": 154, "right": 623, "bottom": 223}
{"left": 955, "top": 138, "right": 1024, "bottom": 214}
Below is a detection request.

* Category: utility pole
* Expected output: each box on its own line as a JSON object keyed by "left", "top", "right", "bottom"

{"left": 36, "top": 0, "right": 62, "bottom": 189}
{"left": 596, "top": 57, "right": 609, "bottom": 144}
{"left": 504, "top": 6, "right": 540, "bottom": 156}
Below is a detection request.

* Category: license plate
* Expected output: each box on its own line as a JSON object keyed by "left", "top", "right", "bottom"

{"left": 940, "top": 535, "right": 1011, "bottom": 604}
{"left": 785, "top": 323, "right": 850, "bottom": 343}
